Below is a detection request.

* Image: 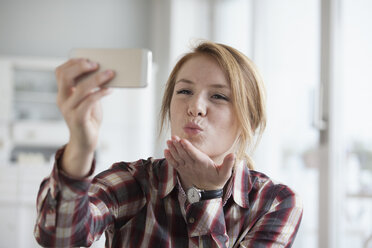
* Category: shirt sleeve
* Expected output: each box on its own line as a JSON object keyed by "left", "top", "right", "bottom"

{"left": 239, "top": 185, "right": 303, "bottom": 248}
{"left": 183, "top": 185, "right": 303, "bottom": 248}
{"left": 34, "top": 146, "right": 145, "bottom": 247}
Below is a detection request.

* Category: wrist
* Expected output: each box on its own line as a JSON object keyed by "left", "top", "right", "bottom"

{"left": 68, "top": 135, "right": 97, "bottom": 154}
{"left": 186, "top": 186, "right": 223, "bottom": 204}
{"left": 61, "top": 143, "right": 95, "bottom": 178}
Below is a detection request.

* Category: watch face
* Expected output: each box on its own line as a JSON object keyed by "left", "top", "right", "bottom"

{"left": 187, "top": 187, "right": 200, "bottom": 203}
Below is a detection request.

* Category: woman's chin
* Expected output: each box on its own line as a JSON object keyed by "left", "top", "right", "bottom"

{"left": 184, "top": 135, "right": 205, "bottom": 147}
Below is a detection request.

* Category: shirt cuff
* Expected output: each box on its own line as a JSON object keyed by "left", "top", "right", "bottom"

{"left": 52, "top": 145, "right": 96, "bottom": 201}
{"left": 185, "top": 198, "right": 226, "bottom": 237}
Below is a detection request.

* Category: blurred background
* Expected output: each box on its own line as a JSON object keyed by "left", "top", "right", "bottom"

{"left": 0, "top": 0, "right": 371, "bottom": 247}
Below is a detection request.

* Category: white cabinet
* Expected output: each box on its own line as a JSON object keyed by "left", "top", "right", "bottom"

{"left": 0, "top": 57, "right": 68, "bottom": 165}
{"left": 0, "top": 57, "right": 67, "bottom": 248}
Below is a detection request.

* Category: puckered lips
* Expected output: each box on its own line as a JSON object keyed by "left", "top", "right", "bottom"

{"left": 183, "top": 122, "right": 203, "bottom": 136}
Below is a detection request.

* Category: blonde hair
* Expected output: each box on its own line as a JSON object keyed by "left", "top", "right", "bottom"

{"left": 160, "top": 41, "right": 266, "bottom": 169}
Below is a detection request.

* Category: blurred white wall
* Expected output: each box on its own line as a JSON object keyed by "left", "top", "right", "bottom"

{"left": 0, "top": 0, "right": 152, "bottom": 57}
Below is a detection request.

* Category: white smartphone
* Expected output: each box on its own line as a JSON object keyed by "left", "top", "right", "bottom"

{"left": 70, "top": 48, "right": 152, "bottom": 88}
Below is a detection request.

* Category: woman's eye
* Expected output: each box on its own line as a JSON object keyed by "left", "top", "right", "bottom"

{"left": 212, "top": 94, "right": 229, "bottom": 101}
{"left": 176, "top": 89, "right": 192, "bottom": 95}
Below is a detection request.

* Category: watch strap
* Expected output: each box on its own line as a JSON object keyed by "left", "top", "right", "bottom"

{"left": 200, "top": 189, "right": 223, "bottom": 200}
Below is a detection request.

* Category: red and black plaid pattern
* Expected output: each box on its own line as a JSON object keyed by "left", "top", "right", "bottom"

{"left": 34, "top": 147, "right": 303, "bottom": 247}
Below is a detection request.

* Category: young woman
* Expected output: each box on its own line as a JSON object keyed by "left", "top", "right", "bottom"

{"left": 35, "top": 41, "right": 303, "bottom": 247}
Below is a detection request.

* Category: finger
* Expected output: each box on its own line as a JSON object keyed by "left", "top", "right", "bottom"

{"left": 56, "top": 58, "right": 99, "bottom": 101}
{"left": 60, "top": 58, "right": 99, "bottom": 85}
{"left": 179, "top": 138, "right": 208, "bottom": 165}
{"left": 57, "top": 58, "right": 91, "bottom": 72}
{"left": 77, "top": 69, "right": 114, "bottom": 91}
{"left": 164, "top": 149, "right": 179, "bottom": 169}
{"left": 171, "top": 137, "right": 194, "bottom": 164}
{"left": 166, "top": 139, "right": 185, "bottom": 166}
{"left": 75, "top": 87, "right": 113, "bottom": 119}
{"left": 217, "top": 153, "right": 235, "bottom": 179}
{"left": 66, "top": 70, "right": 115, "bottom": 110}
{"left": 55, "top": 58, "right": 82, "bottom": 74}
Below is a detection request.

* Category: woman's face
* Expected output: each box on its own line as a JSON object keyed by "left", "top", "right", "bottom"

{"left": 170, "top": 55, "right": 239, "bottom": 164}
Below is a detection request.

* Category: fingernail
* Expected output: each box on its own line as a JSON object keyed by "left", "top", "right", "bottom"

{"left": 87, "top": 60, "right": 97, "bottom": 68}
{"left": 105, "top": 70, "right": 114, "bottom": 77}
{"left": 105, "top": 88, "right": 113, "bottom": 94}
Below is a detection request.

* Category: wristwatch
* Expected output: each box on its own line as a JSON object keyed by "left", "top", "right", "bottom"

{"left": 186, "top": 186, "right": 223, "bottom": 204}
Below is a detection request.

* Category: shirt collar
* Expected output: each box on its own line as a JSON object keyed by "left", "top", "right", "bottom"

{"left": 231, "top": 160, "right": 252, "bottom": 208}
{"left": 158, "top": 159, "right": 252, "bottom": 209}
{"left": 158, "top": 159, "right": 178, "bottom": 199}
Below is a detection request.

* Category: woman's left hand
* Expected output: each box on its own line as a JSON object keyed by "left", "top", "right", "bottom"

{"left": 164, "top": 136, "right": 235, "bottom": 191}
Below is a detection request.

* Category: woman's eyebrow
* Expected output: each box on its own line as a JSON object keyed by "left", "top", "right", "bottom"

{"left": 176, "top": 78, "right": 229, "bottom": 89}
{"left": 176, "top": 78, "right": 194, "bottom": 84}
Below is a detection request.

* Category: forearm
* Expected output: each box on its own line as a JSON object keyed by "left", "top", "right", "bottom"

{"left": 34, "top": 148, "right": 113, "bottom": 247}
{"left": 238, "top": 185, "right": 304, "bottom": 247}
{"left": 35, "top": 175, "right": 114, "bottom": 247}
{"left": 35, "top": 188, "right": 95, "bottom": 247}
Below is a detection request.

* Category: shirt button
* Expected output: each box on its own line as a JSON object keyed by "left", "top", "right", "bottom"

{"left": 189, "top": 217, "right": 195, "bottom": 224}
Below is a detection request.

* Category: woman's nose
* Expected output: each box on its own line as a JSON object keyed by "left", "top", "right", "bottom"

{"left": 187, "top": 95, "right": 207, "bottom": 117}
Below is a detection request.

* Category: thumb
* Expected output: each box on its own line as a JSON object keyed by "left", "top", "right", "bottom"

{"left": 218, "top": 153, "right": 235, "bottom": 179}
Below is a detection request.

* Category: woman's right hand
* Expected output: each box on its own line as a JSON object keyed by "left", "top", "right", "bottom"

{"left": 55, "top": 58, "right": 115, "bottom": 177}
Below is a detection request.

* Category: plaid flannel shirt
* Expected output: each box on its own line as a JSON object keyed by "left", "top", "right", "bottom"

{"left": 34, "top": 147, "right": 303, "bottom": 247}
